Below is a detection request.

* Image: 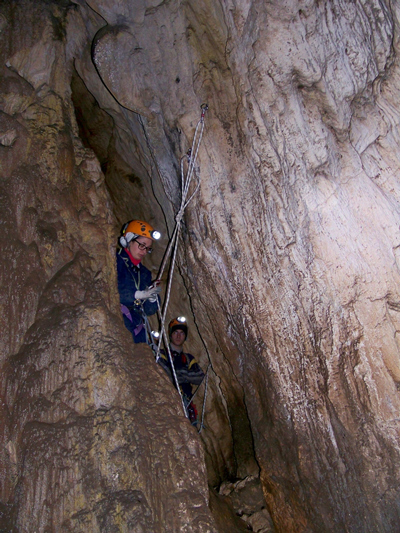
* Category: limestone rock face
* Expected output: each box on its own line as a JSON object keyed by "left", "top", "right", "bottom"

{"left": 2, "top": 0, "right": 400, "bottom": 532}
{"left": 0, "top": 2, "right": 215, "bottom": 532}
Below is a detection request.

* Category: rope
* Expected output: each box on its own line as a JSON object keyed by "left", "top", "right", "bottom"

{"left": 157, "top": 103, "right": 208, "bottom": 280}
{"left": 186, "top": 364, "right": 210, "bottom": 433}
{"left": 198, "top": 367, "right": 209, "bottom": 434}
{"left": 154, "top": 106, "right": 208, "bottom": 419}
{"left": 187, "top": 364, "right": 210, "bottom": 405}
{"left": 142, "top": 104, "right": 209, "bottom": 422}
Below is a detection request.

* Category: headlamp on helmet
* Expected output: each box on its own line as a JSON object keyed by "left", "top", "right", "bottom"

{"left": 119, "top": 220, "right": 161, "bottom": 248}
{"left": 168, "top": 316, "right": 188, "bottom": 339}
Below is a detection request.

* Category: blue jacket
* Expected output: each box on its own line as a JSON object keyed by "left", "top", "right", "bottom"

{"left": 116, "top": 247, "right": 159, "bottom": 343}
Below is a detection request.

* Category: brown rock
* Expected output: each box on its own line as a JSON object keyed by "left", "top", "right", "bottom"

{"left": 2, "top": 0, "right": 400, "bottom": 532}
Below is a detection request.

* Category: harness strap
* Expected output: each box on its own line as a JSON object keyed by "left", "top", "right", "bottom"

{"left": 121, "top": 253, "right": 153, "bottom": 341}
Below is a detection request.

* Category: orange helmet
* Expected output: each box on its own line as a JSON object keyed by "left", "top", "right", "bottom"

{"left": 168, "top": 316, "right": 188, "bottom": 339}
{"left": 120, "top": 220, "right": 161, "bottom": 248}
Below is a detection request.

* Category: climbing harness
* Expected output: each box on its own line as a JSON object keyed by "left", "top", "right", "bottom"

{"left": 119, "top": 247, "right": 161, "bottom": 345}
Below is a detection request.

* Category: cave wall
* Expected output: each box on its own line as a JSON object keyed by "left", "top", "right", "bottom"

{"left": 0, "top": 1, "right": 217, "bottom": 532}
{"left": 2, "top": 0, "right": 400, "bottom": 532}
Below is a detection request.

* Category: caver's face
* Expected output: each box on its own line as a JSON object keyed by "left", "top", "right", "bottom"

{"left": 128, "top": 236, "right": 152, "bottom": 261}
{"left": 171, "top": 329, "right": 186, "bottom": 347}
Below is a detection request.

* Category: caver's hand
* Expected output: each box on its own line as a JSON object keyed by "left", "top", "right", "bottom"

{"left": 134, "top": 284, "right": 161, "bottom": 302}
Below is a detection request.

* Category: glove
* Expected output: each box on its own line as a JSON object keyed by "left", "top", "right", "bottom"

{"left": 135, "top": 284, "right": 161, "bottom": 303}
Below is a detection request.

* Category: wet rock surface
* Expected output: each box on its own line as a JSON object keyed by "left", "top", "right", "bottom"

{"left": 2, "top": 0, "right": 400, "bottom": 532}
